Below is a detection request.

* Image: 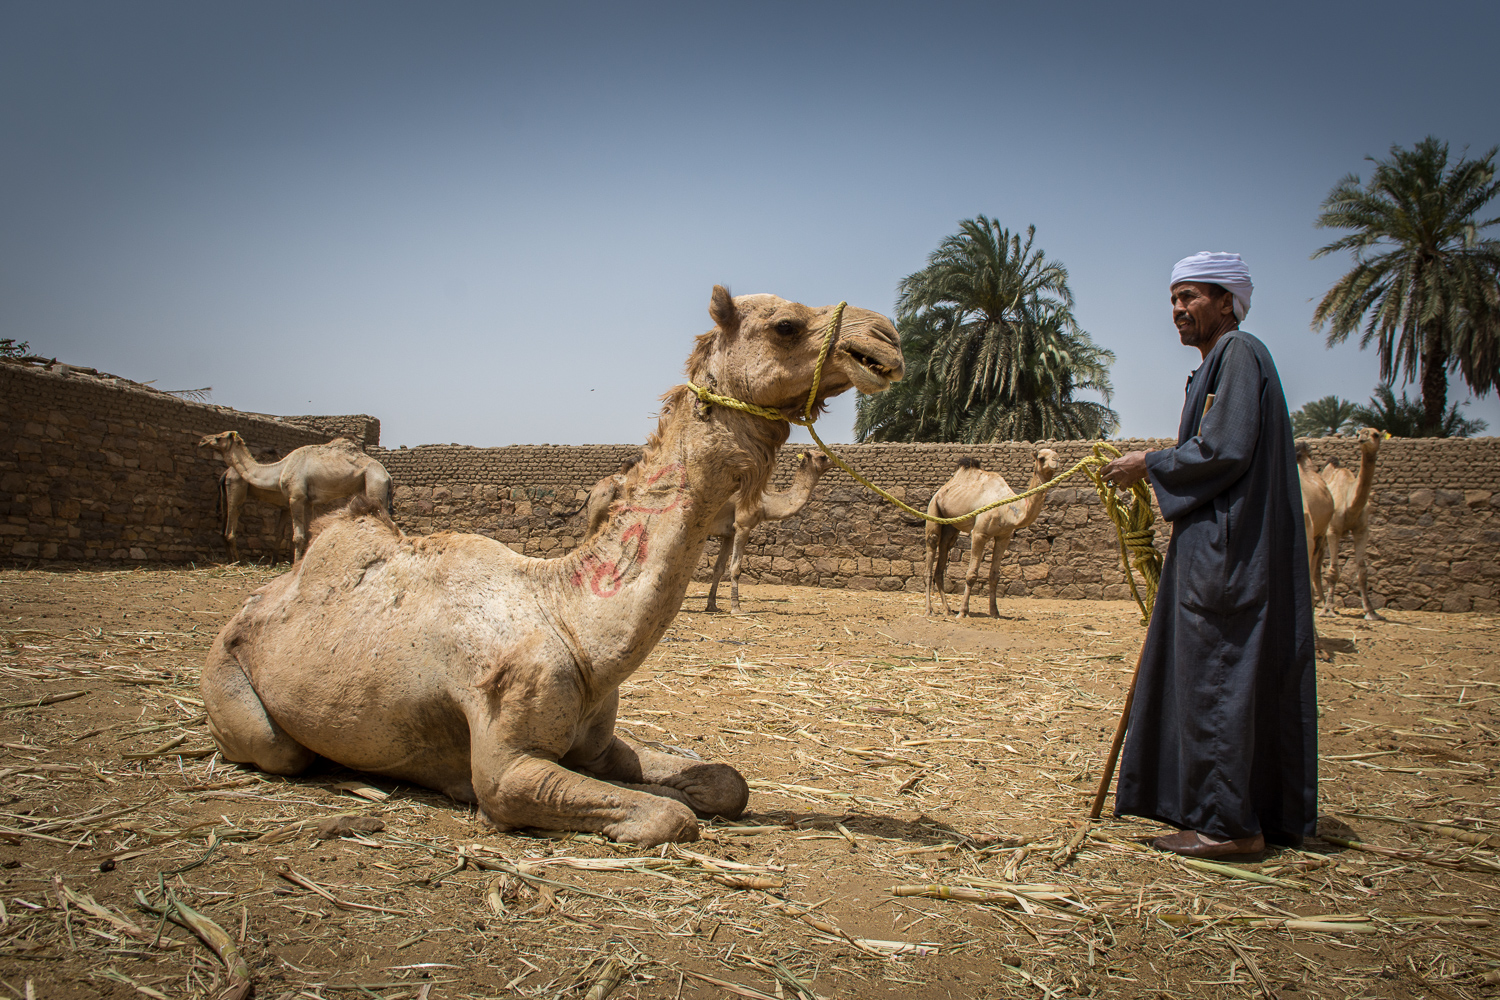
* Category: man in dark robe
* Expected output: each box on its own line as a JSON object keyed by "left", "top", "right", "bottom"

{"left": 1100, "top": 252, "right": 1317, "bottom": 858}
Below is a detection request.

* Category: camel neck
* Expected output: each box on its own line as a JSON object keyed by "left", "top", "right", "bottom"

{"left": 759, "top": 465, "right": 824, "bottom": 521}
{"left": 221, "top": 441, "right": 285, "bottom": 491}
{"left": 1015, "top": 470, "right": 1050, "bottom": 529}
{"left": 548, "top": 393, "right": 786, "bottom": 688}
{"left": 1350, "top": 446, "right": 1379, "bottom": 512}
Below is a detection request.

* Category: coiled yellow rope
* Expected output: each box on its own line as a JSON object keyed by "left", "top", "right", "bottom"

{"left": 685, "top": 302, "right": 1163, "bottom": 622}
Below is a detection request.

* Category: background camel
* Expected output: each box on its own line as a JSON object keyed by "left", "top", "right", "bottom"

{"left": 924, "top": 449, "right": 1060, "bottom": 618}
{"left": 198, "top": 431, "right": 393, "bottom": 562}
{"left": 201, "top": 286, "right": 903, "bottom": 846}
{"left": 216, "top": 447, "right": 290, "bottom": 563}
{"left": 704, "top": 451, "right": 832, "bottom": 613}
{"left": 1297, "top": 441, "right": 1335, "bottom": 603}
{"left": 1320, "top": 427, "right": 1385, "bottom": 619}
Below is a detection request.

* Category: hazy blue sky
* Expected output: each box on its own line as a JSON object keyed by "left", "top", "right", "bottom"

{"left": 3, "top": 1, "right": 1497, "bottom": 448}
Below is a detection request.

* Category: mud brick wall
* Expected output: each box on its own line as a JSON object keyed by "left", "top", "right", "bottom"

{"left": 370, "top": 437, "right": 1500, "bottom": 614}
{"left": 1, "top": 363, "right": 340, "bottom": 562}
{"left": 277, "top": 414, "right": 381, "bottom": 451}
{"left": 4, "top": 354, "right": 1497, "bottom": 611}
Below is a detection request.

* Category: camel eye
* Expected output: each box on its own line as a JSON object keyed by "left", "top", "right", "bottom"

{"left": 774, "top": 319, "right": 800, "bottom": 338}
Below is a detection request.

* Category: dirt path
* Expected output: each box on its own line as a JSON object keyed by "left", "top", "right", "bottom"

{"left": 1, "top": 566, "right": 1497, "bottom": 999}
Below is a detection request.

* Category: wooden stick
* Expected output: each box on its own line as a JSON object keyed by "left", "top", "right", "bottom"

{"left": 1090, "top": 643, "right": 1146, "bottom": 819}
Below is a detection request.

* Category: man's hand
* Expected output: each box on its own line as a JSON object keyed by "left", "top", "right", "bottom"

{"left": 1101, "top": 450, "right": 1151, "bottom": 488}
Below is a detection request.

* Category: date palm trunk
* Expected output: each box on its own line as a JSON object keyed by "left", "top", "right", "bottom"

{"left": 1420, "top": 333, "right": 1449, "bottom": 436}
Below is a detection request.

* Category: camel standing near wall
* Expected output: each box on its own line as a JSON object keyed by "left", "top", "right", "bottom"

{"left": 200, "top": 287, "right": 903, "bottom": 846}
{"left": 198, "top": 432, "right": 393, "bottom": 562}
{"left": 703, "top": 451, "right": 833, "bottom": 613}
{"left": 1297, "top": 442, "right": 1335, "bottom": 603}
{"left": 924, "top": 449, "right": 1061, "bottom": 619}
{"left": 1320, "top": 427, "right": 1385, "bottom": 619}
{"left": 217, "top": 447, "right": 290, "bottom": 563}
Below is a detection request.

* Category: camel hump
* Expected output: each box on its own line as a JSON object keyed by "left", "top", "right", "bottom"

{"left": 1324, "top": 455, "right": 1342, "bottom": 468}
{"left": 956, "top": 457, "right": 981, "bottom": 470}
{"left": 306, "top": 494, "right": 400, "bottom": 549}
{"left": 1295, "top": 441, "right": 1311, "bottom": 461}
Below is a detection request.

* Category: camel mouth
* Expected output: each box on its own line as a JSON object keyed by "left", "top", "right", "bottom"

{"left": 839, "top": 343, "right": 902, "bottom": 394}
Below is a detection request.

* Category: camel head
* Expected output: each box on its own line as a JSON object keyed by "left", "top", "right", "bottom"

{"left": 198, "top": 430, "right": 243, "bottom": 455}
{"left": 688, "top": 286, "right": 903, "bottom": 418}
{"left": 795, "top": 451, "right": 834, "bottom": 477}
{"left": 1355, "top": 426, "right": 1386, "bottom": 454}
{"left": 1035, "top": 448, "right": 1060, "bottom": 482}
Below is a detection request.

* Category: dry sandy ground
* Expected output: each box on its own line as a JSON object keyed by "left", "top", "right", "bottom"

{"left": 0, "top": 565, "right": 1497, "bottom": 1000}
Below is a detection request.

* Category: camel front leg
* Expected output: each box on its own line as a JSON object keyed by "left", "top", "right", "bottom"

{"left": 960, "top": 531, "right": 991, "bottom": 619}
{"left": 704, "top": 537, "right": 731, "bottom": 612}
{"left": 987, "top": 530, "right": 1015, "bottom": 618}
{"left": 223, "top": 477, "right": 248, "bottom": 563}
{"left": 728, "top": 527, "right": 749, "bottom": 614}
{"left": 1352, "top": 527, "right": 1383, "bottom": 620}
{"left": 472, "top": 739, "right": 700, "bottom": 847}
{"left": 1311, "top": 532, "right": 1327, "bottom": 608}
{"left": 289, "top": 493, "right": 313, "bottom": 562}
{"left": 202, "top": 639, "right": 315, "bottom": 776}
{"left": 273, "top": 509, "right": 291, "bottom": 563}
{"left": 577, "top": 736, "right": 748, "bottom": 820}
{"left": 1321, "top": 530, "right": 1344, "bottom": 617}
{"left": 1302, "top": 510, "right": 1318, "bottom": 600}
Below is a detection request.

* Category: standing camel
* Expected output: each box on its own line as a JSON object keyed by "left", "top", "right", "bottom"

{"left": 1296, "top": 442, "right": 1334, "bottom": 603}
{"left": 703, "top": 451, "right": 832, "bottom": 613}
{"left": 200, "top": 287, "right": 903, "bottom": 846}
{"left": 1320, "top": 427, "right": 1385, "bottom": 619}
{"left": 924, "top": 449, "right": 1061, "bottom": 618}
{"left": 198, "top": 432, "right": 393, "bottom": 562}
{"left": 217, "top": 447, "right": 291, "bottom": 563}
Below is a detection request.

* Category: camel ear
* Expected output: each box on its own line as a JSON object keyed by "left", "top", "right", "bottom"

{"left": 709, "top": 285, "right": 739, "bottom": 334}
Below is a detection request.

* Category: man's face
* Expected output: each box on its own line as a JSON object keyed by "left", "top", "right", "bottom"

{"left": 1170, "top": 282, "right": 1235, "bottom": 348}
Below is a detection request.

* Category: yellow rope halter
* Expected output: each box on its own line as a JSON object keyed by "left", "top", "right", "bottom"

{"left": 684, "top": 302, "right": 1163, "bottom": 622}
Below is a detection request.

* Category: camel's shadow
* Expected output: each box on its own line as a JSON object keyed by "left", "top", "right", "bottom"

{"left": 230, "top": 760, "right": 982, "bottom": 850}
{"left": 733, "top": 808, "right": 973, "bottom": 847}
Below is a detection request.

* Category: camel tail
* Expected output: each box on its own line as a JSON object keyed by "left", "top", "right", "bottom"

{"left": 216, "top": 470, "right": 228, "bottom": 533}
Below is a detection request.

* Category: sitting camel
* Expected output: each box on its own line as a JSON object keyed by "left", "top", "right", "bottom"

{"left": 198, "top": 432, "right": 393, "bottom": 562}
{"left": 1296, "top": 441, "right": 1334, "bottom": 602}
{"left": 924, "top": 449, "right": 1060, "bottom": 618}
{"left": 583, "top": 457, "right": 640, "bottom": 537}
{"left": 201, "top": 287, "right": 903, "bottom": 846}
{"left": 703, "top": 451, "right": 833, "bottom": 613}
{"left": 217, "top": 447, "right": 290, "bottom": 563}
{"left": 1319, "top": 427, "right": 1385, "bottom": 619}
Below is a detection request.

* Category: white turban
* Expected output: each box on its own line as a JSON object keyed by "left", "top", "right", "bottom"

{"left": 1171, "top": 251, "right": 1253, "bottom": 321}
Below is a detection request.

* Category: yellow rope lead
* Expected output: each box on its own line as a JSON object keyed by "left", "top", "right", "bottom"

{"left": 683, "top": 301, "right": 1164, "bottom": 622}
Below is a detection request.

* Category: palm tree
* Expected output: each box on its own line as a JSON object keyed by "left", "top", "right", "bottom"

{"left": 1290, "top": 395, "right": 1358, "bottom": 437}
{"left": 855, "top": 217, "right": 1118, "bottom": 443}
{"left": 1350, "top": 384, "right": 1487, "bottom": 438}
{"left": 1311, "top": 137, "right": 1500, "bottom": 435}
